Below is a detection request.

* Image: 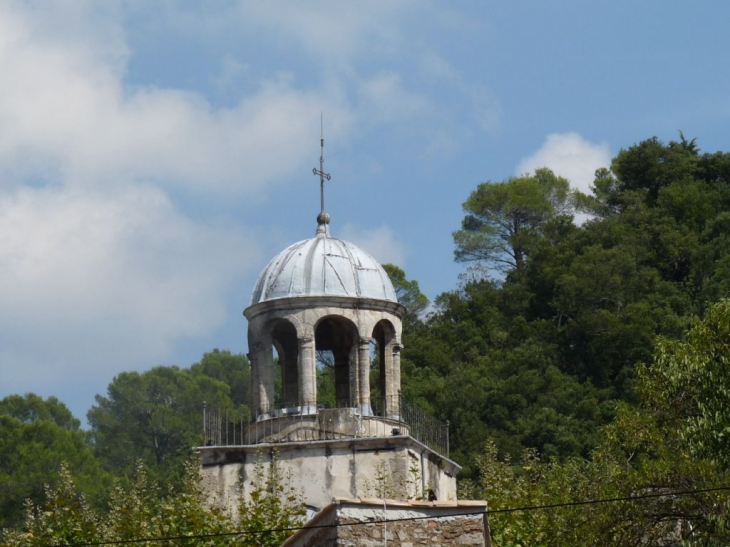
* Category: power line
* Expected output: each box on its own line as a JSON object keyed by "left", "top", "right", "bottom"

{"left": 487, "top": 484, "right": 730, "bottom": 514}
{"left": 46, "top": 484, "right": 730, "bottom": 547}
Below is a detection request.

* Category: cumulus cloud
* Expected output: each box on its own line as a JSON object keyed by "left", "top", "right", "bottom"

{"left": 0, "top": 2, "right": 288, "bottom": 413}
{"left": 339, "top": 223, "right": 407, "bottom": 267}
{"left": 124, "top": 2, "right": 497, "bottom": 140}
{"left": 0, "top": 184, "right": 258, "bottom": 396}
{"left": 516, "top": 132, "right": 611, "bottom": 194}
{"left": 0, "top": 3, "right": 352, "bottom": 195}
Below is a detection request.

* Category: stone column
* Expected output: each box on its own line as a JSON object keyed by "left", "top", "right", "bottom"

{"left": 247, "top": 350, "right": 258, "bottom": 418}
{"left": 389, "top": 344, "right": 403, "bottom": 418}
{"left": 358, "top": 337, "right": 372, "bottom": 416}
{"left": 298, "top": 336, "right": 316, "bottom": 414}
{"left": 383, "top": 340, "right": 396, "bottom": 417}
{"left": 251, "top": 342, "right": 274, "bottom": 420}
{"left": 350, "top": 344, "right": 359, "bottom": 409}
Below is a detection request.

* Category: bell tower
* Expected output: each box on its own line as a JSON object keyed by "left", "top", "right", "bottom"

{"left": 245, "top": 214, "right": 405, "bottom": 423}
{"left": 199, "top": 136, "right": 459, "bottom": 513}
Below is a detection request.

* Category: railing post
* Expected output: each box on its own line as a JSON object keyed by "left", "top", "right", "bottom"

{"left": 446, "top": 420, "right": 450, "bottom": 459}
{"left": 202, "top": 401, "right": 207, "bottom": 445}
{"left": 398, "top": 390, "right": 403, "bottom": 434}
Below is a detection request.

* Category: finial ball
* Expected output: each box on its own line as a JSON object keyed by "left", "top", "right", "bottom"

{"left": 317, "top": 211, "right": 331, "bottom": 225}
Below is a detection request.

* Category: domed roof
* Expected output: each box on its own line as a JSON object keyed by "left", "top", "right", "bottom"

{"left": 250, "top": 231, "right": 398, "bottom": 306}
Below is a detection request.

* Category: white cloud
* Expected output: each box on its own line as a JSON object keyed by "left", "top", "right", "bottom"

{"left": 339, "top": 223, "right": 407, "bottom": 267}
{"left": 0, "top": 3, "right": 293, "bottom": 415}
{"left": 516, "top": 132, "right": 611, "bottom": 194}
{"left": 121, "top": 2, "right": 429, "bottom": 71}
{"left": 122, "top": 1, "right": 496, "bottom": 140}
{"left": 0, "top": 3, "right": 353, "bottom": 195}
{"left": 0, "top": 184, "right": 258, "bottom": 395}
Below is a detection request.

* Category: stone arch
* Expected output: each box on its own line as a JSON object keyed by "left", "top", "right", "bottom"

{"left": 314, "top": 315, "right": 359, "bottom": 405}
{"left": 270, "top": 318, "right": 299, "bottom": 406}
{"left": 372, "top": 319, "right": 399, "bottom": 417}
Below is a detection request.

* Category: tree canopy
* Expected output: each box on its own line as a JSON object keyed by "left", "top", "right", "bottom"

{"left": 87, "top": 363, "right": 236, "bottom": 483}
{"left": 86, "top": 350, "right": 251, "bottom": 486}
{"left": 453, "top": 167, "right": 585, "bottom": 272}
{"left": 469, "top": 300, "right": 730, "bottom": 545}
{"left": 0, "top": 395, "right": 108, "bottom": 529}
{"left": 403, "top": 135, "right": 730, "bottom": 476}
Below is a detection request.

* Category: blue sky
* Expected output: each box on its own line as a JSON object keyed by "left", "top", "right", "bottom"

{"left": 1, "top": 1, "right": 729, "bottom": 421}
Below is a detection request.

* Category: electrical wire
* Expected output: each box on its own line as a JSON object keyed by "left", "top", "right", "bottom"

{"left": 44, "top": 484, "right": 730, "bottom": 547}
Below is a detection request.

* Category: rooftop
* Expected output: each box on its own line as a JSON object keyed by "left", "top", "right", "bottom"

{"left": 249, "top": 226, "right": 398, "bottom": 306}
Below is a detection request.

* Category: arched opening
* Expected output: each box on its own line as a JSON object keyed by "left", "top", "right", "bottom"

{"left": 372, "top": 320, "right": 398, "bottom": 417}
{"left": 315, "top": 316, "right": 358, "bottom": 406}
{"left": 271, "top": 319, "right": 298, "bottom": 407}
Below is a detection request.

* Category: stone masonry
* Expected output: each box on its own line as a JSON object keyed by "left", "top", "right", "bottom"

{"left": 281, "top": 498, "right": 491, "bottom": 547}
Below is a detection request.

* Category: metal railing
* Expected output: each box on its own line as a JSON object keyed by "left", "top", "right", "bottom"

{"left": 202, "top": 395, "right": 449, "bottom": 457}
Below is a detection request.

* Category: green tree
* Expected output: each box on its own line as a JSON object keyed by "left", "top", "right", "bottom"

{"left": 100, "top": 460, "right": 239, "bottom": 546}
{"left": 1, "top": 465, "right": 101, "bottom": 547}
{"left": 471, "top": 301, "right": 730, "bottom": 546}
{"left": 189, "top": 349, "right": 252, "bottom": 409}
{"left": 610, "top": 134, "right": 701, "bottom": 205}
{"left": 0, "top": 393, "right": 80, "bottom": 431}
{"left": 0, "top": 394, "right": 108, "bottom": 529}
{"left": 403, "top": 135, "right": 730, "bottom": 471}
{"left": 643, "top": 299, "right": 730, "bottom": 468}
{"left": 453, "top": 168, "right": 584, "bottom": 273}
{"left": 88, "top": 365, "right": 233, "bottom": 483}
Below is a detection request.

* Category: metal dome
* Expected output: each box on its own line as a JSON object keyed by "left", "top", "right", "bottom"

{"left": 250, "top": 232, "right": 398, "bottom": 305}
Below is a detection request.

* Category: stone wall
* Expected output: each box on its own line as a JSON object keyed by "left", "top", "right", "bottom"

{"left": 281, "top": 499, "right": 490, "bottom": 547}
{"left": 337, "top": 516, "right": 486, "bottom": 546}
{"left": 198, "top": 436, "right": 460, "bottom": 513}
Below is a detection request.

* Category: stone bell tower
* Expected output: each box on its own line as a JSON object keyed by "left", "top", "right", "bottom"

{"left": 199, "top": 137, "right": 460, "bottom": 513}
{"left": 245, "top": 213, "right": 405, "bottom": 421}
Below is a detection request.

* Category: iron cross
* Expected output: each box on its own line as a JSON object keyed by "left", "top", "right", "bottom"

{"left": 312, "top": 117, "right": 331, "bottom": 214}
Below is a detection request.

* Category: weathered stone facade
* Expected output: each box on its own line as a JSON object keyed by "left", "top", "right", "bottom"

{"left": 281, "top": 499, "right": 491, "bottom": 547}
{"left": 198, "top": 436, "right": 460, "bottom": 514}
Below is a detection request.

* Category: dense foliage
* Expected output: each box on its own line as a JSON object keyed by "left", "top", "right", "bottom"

{"left": 466, "top": 300, "right": 730, "bottom": 545}
{"left": 453, "top": 167, "right": 585, "bottom": 272}
{"left": 400, "top": 136, "right": 730, "bottom": 476}
{"left": 0, "top": 394, "right": 109, "bottom": 529}
{"left": 88, "top": 350, "right": 251, "bottom": 484}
